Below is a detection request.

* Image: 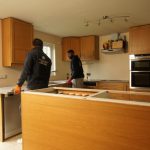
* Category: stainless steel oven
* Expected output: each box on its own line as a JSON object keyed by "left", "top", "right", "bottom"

{"left": 130, "top": 54, "right": 150, "bottom": 90}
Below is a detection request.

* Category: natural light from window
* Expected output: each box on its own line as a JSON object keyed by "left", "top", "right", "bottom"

{"left": 43, "top": 42, "right": 56, "bottom": 72}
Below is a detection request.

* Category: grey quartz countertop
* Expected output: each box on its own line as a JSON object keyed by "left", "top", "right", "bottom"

{"left": 0, "top": 86, "right": 27, "bottom": 95}
{"left": 84, "top": 79, "right": 129, "bottom": 83}
{"left": 48, "top": 80, "right": 67, "bottom": 86}
{"left": 0, "top": 80, "right": 67, "bottom": 95}
{"left": 23, "top": 87, "right": 150, "bottom": 107}
{"left": 0, "top": 86, "right": 15, "bottom": 95}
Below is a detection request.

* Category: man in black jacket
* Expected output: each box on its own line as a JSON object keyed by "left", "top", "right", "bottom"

{"left": 67, "top": 49, "right": 84, "bottom": 88}
{"left": 14, "top": 38, "right": 52, "bottom": 94}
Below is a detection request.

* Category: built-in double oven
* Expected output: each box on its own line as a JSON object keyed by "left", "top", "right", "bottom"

{"left": 130, "top": 54, "right": 150, "bottom": 90}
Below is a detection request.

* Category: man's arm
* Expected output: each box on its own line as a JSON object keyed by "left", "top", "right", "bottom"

{"left": 17, "top": 53, "right": 33, "bottom": 87}
{"left": 71, "top": 57, "right": 79, "bottom": 79}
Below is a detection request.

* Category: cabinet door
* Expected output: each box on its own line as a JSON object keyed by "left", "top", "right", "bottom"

{"left": 62, "top": 38, "right": 71, "bottom": 61}
{"left": 70, "top": 37, "right": 81, "bottom": 57}
{"left": 96, "top": 82, "right": 128, "bottom": 91}
{"left": 129, "top": 25, "right": 150, "bottom": 54}
{"left": 62, "top": 37, "right": 80, "bottom": 61}
{"left": 13, "top": 19, "right": 33, "bottom": 63}
{"left": 80, "top": 36, "right": 99, "bottom": 61}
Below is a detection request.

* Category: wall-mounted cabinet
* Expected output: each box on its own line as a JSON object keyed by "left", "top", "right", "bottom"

{"left": 80, "top": 36, "right": 99, "bottom": 61}
{"left": 129, "top": 25, "right": 150, "bottom": 54}
{"left": 62, "top": 35, "right": 99, "bottom": 61}
{"left": 2, "top": 17, "right": 33, "bottom": 66}
{"left": 62, "top": 37, "right": 80, "bottom": 61}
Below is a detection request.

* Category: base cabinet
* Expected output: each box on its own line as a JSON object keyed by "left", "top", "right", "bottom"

{"left": 96, "top": 81, "right": 129, "bottom": 91}
{"left": 22, "top": 92, "right": 150, "bottom": 150}
{"left": 0, "top": 94, "right": 21, "bottom": 142}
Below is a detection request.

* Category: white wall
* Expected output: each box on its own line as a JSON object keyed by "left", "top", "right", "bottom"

{"left": 83, "top": 33, "right": 129, "bottom": 80}
{"left": 0, "top": 20, "right": 70, "bottom": 87}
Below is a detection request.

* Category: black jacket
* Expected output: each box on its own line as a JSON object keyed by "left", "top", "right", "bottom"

{"left": 71, "top": 55, "right": 84, "bottom": 79}
{"left": 17, "top": 47, "right": 52, "bottom": 90}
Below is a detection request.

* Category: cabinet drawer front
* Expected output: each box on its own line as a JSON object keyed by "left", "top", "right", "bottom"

{"left": 96, "top": 82, "right": 127, "bottom": 91}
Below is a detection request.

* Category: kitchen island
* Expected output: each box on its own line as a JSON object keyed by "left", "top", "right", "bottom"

{"left": 0, "top": 81, "right": 67, "bottom": 142}
{"left": 21, "top": 87, "right": 150, "bottom": 150}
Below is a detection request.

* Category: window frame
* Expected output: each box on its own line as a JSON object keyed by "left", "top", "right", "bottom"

{"left": 43, "top": 42, "right": 56, "bottom": 73}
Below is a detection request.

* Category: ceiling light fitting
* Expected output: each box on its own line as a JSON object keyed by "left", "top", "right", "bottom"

{"left": 84, "top": 15, "right": 130, "bottom": 27}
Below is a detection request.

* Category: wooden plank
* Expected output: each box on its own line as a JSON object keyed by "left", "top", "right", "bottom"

{"left": 22, "top": 93, "right": 150, "bottom": 150}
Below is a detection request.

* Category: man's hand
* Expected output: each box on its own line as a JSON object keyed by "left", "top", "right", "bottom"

{"left": 14, "top": 85, "right": 21, "bottom": 94}
{"left": 67, "top": 79, "right": 72, "bottom": 85}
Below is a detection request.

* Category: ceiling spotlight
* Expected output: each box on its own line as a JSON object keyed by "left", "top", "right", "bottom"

{"left": 103, "top": 16, "right": 109, "bottom": 20}
{"left": 98, "top": 19, "right": 101, "bottom": 26}
{"left": 84, "top": 21, "right": 89, "bottom": 27}
{"left": 124, "top": 18, "right": 128, "bottom": 22}
{"left": 110, "top": 18, "right": 113, "bottom": 23}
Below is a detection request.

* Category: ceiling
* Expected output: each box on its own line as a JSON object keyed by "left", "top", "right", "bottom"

{"left": 0, "top": 0, "right": 150, "bottom": 37}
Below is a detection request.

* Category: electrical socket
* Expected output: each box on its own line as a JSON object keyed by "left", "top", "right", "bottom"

{"left": 0, "top": 74, "right": 7, "bottom": 79}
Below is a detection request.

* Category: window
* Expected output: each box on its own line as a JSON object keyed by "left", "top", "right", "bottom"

{"left": 43, "top": 42, "right": 56, "bottom": 72}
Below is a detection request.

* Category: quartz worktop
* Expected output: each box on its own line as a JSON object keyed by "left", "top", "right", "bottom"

{"left": 48, "top": 80, "right": 67, "bottom": 86}
{"left": 84, "top": 79, "right": 129, "bottom": 83}
{"left": 0, "top": 86, "right": 28, "bottom": 95}
{"left": 23, "top": 87, "right": 150, "bottom": 107}
{"left": 0, "top": 80, "right": 67, "bottom": 95}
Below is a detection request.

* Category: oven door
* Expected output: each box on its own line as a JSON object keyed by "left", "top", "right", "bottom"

{"left": 130, "top": 71, "right": 150, "bottom": 88}
{"left": 131, "top": 60, "right": 150, "bottom": 71}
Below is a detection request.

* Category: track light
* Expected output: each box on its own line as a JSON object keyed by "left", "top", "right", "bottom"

{"left": 98, "top": 19, "right": 101, "bottom": 26}
{"left": 124, "top": 18, "right": 128, "bottom": 22}
{"left": 110, "top": 18, "right": 113, "bottom": 23}
{"left": 84, "top": 15, "right": 130, "bottom": 27}
{"left": 84, "top": 21, "right": 89, "bottom": 27}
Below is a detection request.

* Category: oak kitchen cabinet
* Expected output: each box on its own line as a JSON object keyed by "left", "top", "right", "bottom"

{"left": 96, "top": 81, "right": 129, "bottom": 91}
{"left": 62, "top": 37, "right": 81, "bottom": 61}
{"left": 21, "top": 87, "right": 150, "bottom": 150}
{"left": 0, "top": 94, "right": 21, "bottom": 142}
{"left": 62, "top": 36, "right": 99, "bottom": 61}
{"left": 129, "top": 25, "right": 150, "bottom": 54}
{"left": 2, "top": 17, "right": 33, "bottom": 66}
{"left": 80, "top": 36, "right": 99, "bottom": 61}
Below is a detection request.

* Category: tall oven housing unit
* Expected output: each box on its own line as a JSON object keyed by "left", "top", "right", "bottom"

{"left": 129, "top": 54, "right": 150, "bottom": 90}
